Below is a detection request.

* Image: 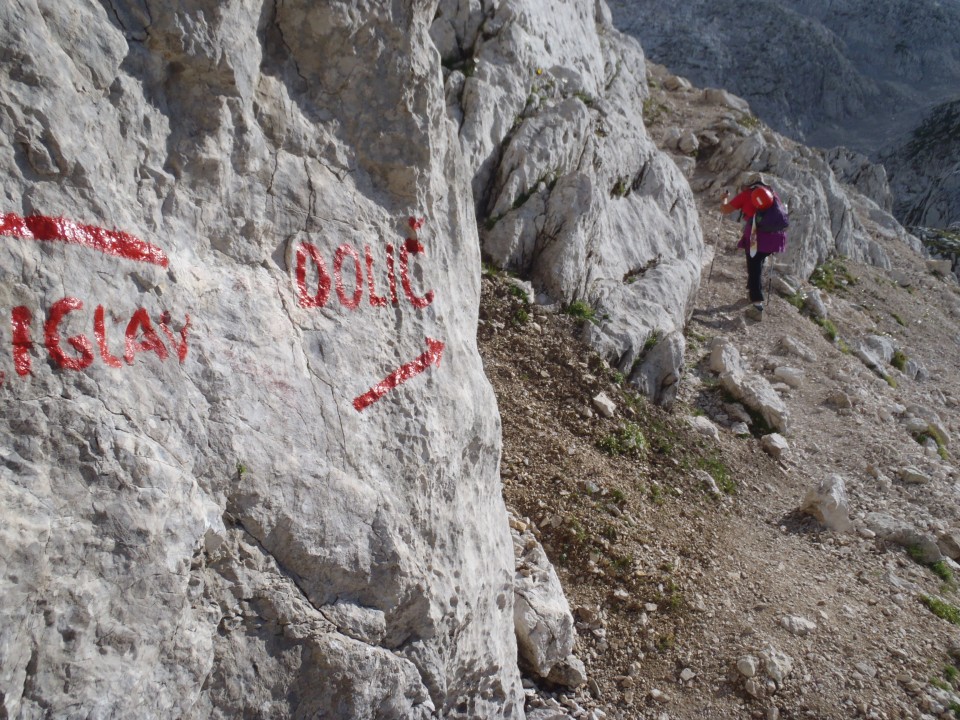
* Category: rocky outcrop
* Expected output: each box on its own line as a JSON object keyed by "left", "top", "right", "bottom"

{"left": 435, "top": 0, "right": 703, "bottom": 404}
{"left": 695, "top": 121, "right": 899, "bottom": 279}
{"left": 0, "top": 1, "right": 523, "bottom": 717}
{"left": 883, "top": 99, "right": 960, "bottom": 229}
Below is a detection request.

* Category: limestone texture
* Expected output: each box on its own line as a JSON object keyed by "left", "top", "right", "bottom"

{"left": 0, "top": 1, "right": 522, "bottom": 717}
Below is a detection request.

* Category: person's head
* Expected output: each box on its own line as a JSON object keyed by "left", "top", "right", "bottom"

{"left": 740, "top": 171, "right": 770, "bottom": 192}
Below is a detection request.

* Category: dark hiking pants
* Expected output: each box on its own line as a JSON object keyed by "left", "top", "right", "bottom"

{"left": 745, "top": 249, "right": 771, "bottom": 303}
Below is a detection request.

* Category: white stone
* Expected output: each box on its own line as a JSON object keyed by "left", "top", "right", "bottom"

{"left": 710, "top": 338, "right": 744, "bottom": 375}
{"left": 761, "top": 433, "right": 790, "bottom": 460}
{"left": 801, "top": 475, "right": 853, "bottom": 532}
{"left": 514, "top": 524, "right": 577, "bottom": 679}
{"left": 900, "top": 466, "right": 931, "bottom": 484}
{"left": 778, "top": 336, "right": 818, "bottom": 362}
{"left": 592, "top": 392, "right": 617, "bottom": 419}
{"left": 759, "top": 645, "right": 793, "bottom": 685}
{"left": 737, "top": 655, "right": 759, "bottom": 678}
{"left": 773, "top": 367, "right": 804, "bottom": 388}
{"left": 721, "top": 370, "right": 790, "bottom": 433}
{"left": 678, "top": 131, "right": 700, "bottom": 154}
{"left": 688, "top": 415, "right": 720, "bottom": 440}
{"left": 780, "top": 615, "right": 817, "bottom": 636}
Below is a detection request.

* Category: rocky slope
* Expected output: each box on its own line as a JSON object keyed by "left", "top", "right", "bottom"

{"left": 607, "top": 0, "right": 960, "bottom": 228}
{"left": 479, "top": 66, "right": 960, "bottom": 720}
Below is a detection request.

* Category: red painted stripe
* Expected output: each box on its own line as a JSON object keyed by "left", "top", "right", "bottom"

{"left": 0, "top": 213, "right": 168, "bottom": 268}
{"left": 353, "top": 337, "right": 444, "bottom": 412}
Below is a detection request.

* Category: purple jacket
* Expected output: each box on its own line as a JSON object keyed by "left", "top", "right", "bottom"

{"left": 737, "top": 221, "right": 787, "bottom": 254}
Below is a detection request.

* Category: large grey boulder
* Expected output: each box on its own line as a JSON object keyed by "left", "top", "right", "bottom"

{"left": 0, "top": 1, "right": 523, "bottom": 718}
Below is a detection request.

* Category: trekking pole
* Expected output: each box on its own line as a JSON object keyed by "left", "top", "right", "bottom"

{"left": 708, "top": 191, "right": 728, "bottom": 283}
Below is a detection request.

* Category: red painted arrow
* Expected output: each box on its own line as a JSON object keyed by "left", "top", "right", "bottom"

{"left": 353, "top": 337, "right": 445, "bottom": 412}
{"left": 0, "top": 212, "right": 169, "bottom": 267}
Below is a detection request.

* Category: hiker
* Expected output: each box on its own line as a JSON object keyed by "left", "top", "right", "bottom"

{"left": 720, "top": 173, "right": 789, "bottom": 320}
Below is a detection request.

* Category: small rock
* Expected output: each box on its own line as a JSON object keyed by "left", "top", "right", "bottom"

{"left": 760, "top": 644, "right": 793, "bottom": 685}
{"left": 803, "top": 289, "right": 828, "bottom": 319}
{"left": 663, "top": 74, "right": 692, "bottom": 91}
{"left": 687, "top": 415, "right": 720, "bottom": 440}
{"left": 938, "top": 530, "right": 960, "bottom": 561}
{"left": 899, "top": 466, "right": 931, "bottom": 485}
{"left": 778, "top": 336, "right": 817, "bottom": 362}
{"left": 737, "top": 655, "right": 759, "bottom": 678}
{"left": 761, "top": 433, "right": 789, "bottom": 460}
{"left": 547, "top": 655, "right": 587, "bottom": 689}
{"left": 773, "top": 367, "right": 804, "bottom": 388}
{"left": 593, "top": 392, "right": 617, "bottom": 419}
{"left": 679, "top": 668, "right": 696, "bottom": 682}
{"left": 800, "top": 475, "right": 853, "bottom": 532}
{"left": 780, "top": 615, "right": 817, "bottom": 636}
{"left": 697, "top": 469, "right": 723, "bottom": 497}
{"left": 731, "top": 421, "right": 751, "bottom": 436}
{"left": 825, "top": 390, "right": 853, "bottom": 410}
{"left": 678, "top": 131, "right": 700, "bottom": 154}
{"left": 771, "top": 277, "right": 797, "bottom": 297}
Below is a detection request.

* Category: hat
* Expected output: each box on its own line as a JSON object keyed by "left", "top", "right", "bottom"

{"left": 742, "top": 171, "right": 769, "bottom": 187}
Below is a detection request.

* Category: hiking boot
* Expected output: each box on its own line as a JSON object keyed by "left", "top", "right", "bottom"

{"left": 745, "top": 303, "right": 764, "bottom": 321}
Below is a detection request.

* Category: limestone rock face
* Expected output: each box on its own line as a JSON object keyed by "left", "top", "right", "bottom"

{"left": 0, "top": 1, "right": 522, "bottom": 718}
{"left": 437, "top": 0, "right": 703, "bottom": 404}
{"left": 883, "top": 99, "right": 960, "bottom": 229}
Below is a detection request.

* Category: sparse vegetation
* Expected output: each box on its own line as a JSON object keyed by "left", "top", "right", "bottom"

{"left": 922, "top": 595, "right": 960, "bottom": 625}
{"left": 892, "top": 349, "right": 908, "bottom": 371}
{"left": 697, "top": 455, "right": 735, "bottom": 494}
{"left": 815, "top": 316, "right": 838, "bottom": 341}
{"left": 811, "top": 256, "right": 857, "bottom": 293}
{"left": 932, "top": 560, "right": 956, "bottom": 586}
{"left": 611, "top": 177, "right": 629, "bottom": 198}
{"left": 642, "top": 330, "right": 662, "bottom": 354}
{"left": 643, "top": 97, "right": 666, "bottom": 125}
{"left": 785, "top": 291, "right": 805, "bottom": 310}
{"left": 565, "top": 300, "right": 597, "bottom": 322}
{"left": 573, "top": 90, "right": 595, "bottom": 107}
{"left": 598, "top": 422, "right": 647, "bottom": 456}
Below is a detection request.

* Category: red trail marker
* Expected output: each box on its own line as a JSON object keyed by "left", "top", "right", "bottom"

{"left": 0, "top": 213, "right": 169, "bottom": 267}
{"left": 353, "top": 337, "right": 445, "bottom": 412}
